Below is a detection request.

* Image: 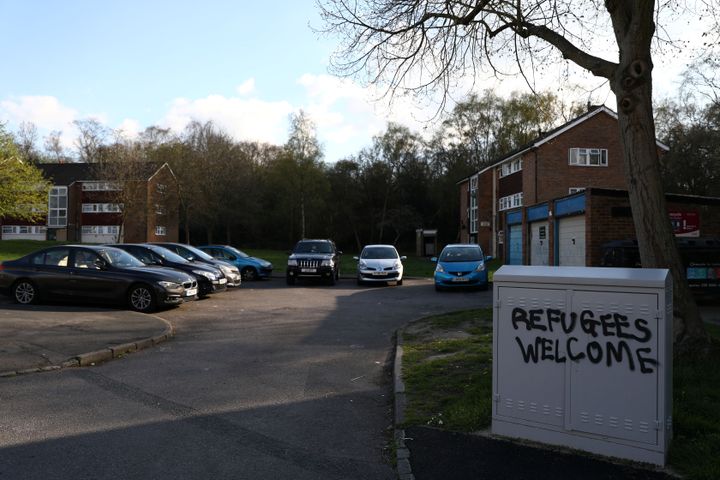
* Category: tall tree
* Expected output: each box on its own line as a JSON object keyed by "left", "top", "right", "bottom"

{"left": 319, "top": 0, "right": 713, "bottom": 351}
{"left": 44, "top": 130, "right": 67, "bottom": 163}
{"left": 0, "top": 125, "right": 51, "bottom": 221}
{"left": 74, "top": 118, "right": 109, "bottom": 163}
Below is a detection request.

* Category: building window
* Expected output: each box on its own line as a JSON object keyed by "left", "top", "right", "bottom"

{"left": 499, "top": 158, "right": 523, "bottom": 178}
{"left": 81, "top": 225, "right": 120, "bottom": 235}
{"left": 154, "top": 203, "right": 166, "bottom": 215}
{"left": 156, "top": 183, "right": 167, "bottom": 194}
{"left": 48, "top": 186, "right": 68, "bottom": 227}
{"left": 2, "top": 225, "right": 47, "bottom": 234}
{"left": 499, "top": 192, "right": 523, "bottom": 211}
{"left": 469, "top": 176, "right": 478, "bottom": 234}
{"left": 155, "top": 226, "right": 167, "bottom": 236}
{"left": 82, "top": 181, "right": 120, "bottom": 191}
{"left": 569, "top": 148, "right": 608, "bottom": 166}
{"left": 568, "top": 187, "right": 586, "bottom": 195}
{"left": 82, "top": 203, "right": 123, "bottom": 213}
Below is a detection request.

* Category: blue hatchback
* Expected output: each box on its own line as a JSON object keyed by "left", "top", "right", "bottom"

{"left": 198, "top": 245, "right": 273, "bottom": 281}
{"left": 433, "top": 244, "right": 492, "bottom": 291}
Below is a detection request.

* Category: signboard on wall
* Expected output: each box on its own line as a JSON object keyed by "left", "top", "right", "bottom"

{"left": 670, "top": 211, "right": 700, "bottom": 237}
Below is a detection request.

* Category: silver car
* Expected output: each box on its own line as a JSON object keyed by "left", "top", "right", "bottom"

{"left": 354, "top": 244, "right": 406, "bottom": 286}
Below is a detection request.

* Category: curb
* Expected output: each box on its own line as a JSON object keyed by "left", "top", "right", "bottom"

{"left": 394, "top": 329, "right": 416, "bottom": 480}
{"left": 0, "top": 315, "right": 175, "bottom": 378}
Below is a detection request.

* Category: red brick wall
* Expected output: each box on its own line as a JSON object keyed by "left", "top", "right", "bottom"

{"left": 533, "top": 112, "right": 627, "bottom": 203}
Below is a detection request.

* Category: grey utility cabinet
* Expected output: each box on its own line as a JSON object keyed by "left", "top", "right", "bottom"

{"left": 492, "top": 266, "right": 673, "bottom": 466}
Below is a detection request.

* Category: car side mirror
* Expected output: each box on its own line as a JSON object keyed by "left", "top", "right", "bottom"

{"left": 353, "top": 256, "right": 359, "bottom": 260}
{"left": 430, "top": 257, "right": 438, "bottom": 262}
{"left": 337, "top": 250, "right": 343, "bottom": 255}
{"left": 400, "top": 256, "right": 407, "bottom": 261}
{"left": 227, "top": 255, "right": 236, "bottom": 261}
{"left": 485, "top": 255, "right": 494, "bottom": 262}
{"left": 94, "top": 259, "right": 108, "bottom": 270}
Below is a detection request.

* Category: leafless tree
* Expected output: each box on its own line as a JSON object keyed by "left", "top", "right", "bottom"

{"left": 43, "top": 130, "right": 66, "bottom": 162}
{"left": 318, "top": 0, "right": 719, "bottom": 352}
{"left": 15, "top": 122, "right": 39, "bottom": 163}
{"left": 74, "top": 118, "right": 109, "bottom": 163}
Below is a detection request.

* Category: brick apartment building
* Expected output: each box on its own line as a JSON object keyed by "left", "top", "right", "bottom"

{"left": 457, "top": 106, "right": 720, "bottom": 266}
{"left": 1, "top": 162, "right": 179, "bottom": 243}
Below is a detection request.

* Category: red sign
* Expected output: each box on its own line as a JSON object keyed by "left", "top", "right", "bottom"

{"left": 669, "top": 211, "right": 700, "bottom": 237}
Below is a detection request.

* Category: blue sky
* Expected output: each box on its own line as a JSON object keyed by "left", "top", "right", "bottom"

{"left": 0, "top": 1, "right": 707, "bottom": 162}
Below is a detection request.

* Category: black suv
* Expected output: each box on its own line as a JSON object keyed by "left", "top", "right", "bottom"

{"left": 286, "top": 239, "right": 341, "bottom": 285}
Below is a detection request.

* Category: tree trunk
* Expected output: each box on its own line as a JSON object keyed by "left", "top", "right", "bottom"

{"left": 609, "top": 2, "right": 708, "bottom": 354}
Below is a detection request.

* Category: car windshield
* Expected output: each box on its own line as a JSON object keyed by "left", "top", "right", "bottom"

{"left": 182, "top": 244, "right": 215, "bottom": 261}
{"left": 361, "top": 247, "right": 398, "bottom": 259}
{"left": 227, "top": 247, "right": 249, "bottom": 258}
{"left": 147, "top": 245, "right": 189, "bottom": 263}
{"left": 99, "top": 248, "right": 146, "bottom": 268}
{"left": 294, "top": 241, "right": 333, "bottom": 254}
{"left": 439, "top": 247, "right": 484, "bottom": 262}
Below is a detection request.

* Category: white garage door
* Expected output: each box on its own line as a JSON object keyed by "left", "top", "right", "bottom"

{"left": 558, "top": 215, "right": 586, "bottom": 266}
{"left": 529, "top": 221, "right": 549, "bottom": 266}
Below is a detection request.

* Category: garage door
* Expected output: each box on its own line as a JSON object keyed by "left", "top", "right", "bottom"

{"left": 557, "top": 215, "right": 585, "bottom": 266}
{"left": 529, "top": 221, "right": 549, "bottom": 266}
{"left": 508, "top": 224, "right": 523, "bottom": 265}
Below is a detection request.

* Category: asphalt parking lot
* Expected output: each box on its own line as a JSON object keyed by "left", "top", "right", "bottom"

{"left": 0, "top": 278, "right": 489, "bottom": 480}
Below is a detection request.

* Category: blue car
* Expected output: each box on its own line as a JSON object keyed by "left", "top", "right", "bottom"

{"left": 198, "top": 245, "right": 273, "bottom": 281}
{"left": 432, "top": 244, "right": 492, "bottom": 291}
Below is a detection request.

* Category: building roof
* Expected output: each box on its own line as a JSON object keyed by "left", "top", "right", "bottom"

{"left": 37, "top": 162, "right": 165, "bottom": 185}
{"left": 456, "top": 106, "right": 670, "bottom": 185}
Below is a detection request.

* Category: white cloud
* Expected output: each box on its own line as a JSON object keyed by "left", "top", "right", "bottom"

{"left": 236, "top": 78, "right": 256, "bottom": 96}
{"left": 160, "top": 94, "right": 294, "bottom": 145}
{"left": 0, "top": 95, "right": 78, "bottom": 132}
{"left": 116, "top": 118, "right": 141, "bottom": 139}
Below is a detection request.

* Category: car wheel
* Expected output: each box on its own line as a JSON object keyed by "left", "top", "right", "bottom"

{"left": 12, "top": 280, "right": 38, "bottom": 305}
{"left": 241, "top": 267, "right": 257, "bottom": 281}
{"left": 128, "top": 284, "right": 156, "bottom": 313}
{"left": 357, "top": 277, "right": 364, "bottom": 286}
{"left": 397, "top": 279, "right": 403, "bottom": 286}
{"left": 435, "top": 284, "right": 443, "bottom": 292}
{"left": 328, "top": 273, "right": 336, "bottom": 286}
{"left": 286, "top": 276, "right": 295, "bottom": 285}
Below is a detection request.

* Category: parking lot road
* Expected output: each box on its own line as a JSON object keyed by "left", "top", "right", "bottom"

{"left": 0, "top": 279, "right": 490, "bottom": 480}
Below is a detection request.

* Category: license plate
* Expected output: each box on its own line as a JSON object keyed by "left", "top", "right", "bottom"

{"left": 219, "top": 278, "right": 227, "bottom": 284}
{"left": 301, "top": 268, "right": 316, "bottom": 273}
{"left": 452, "top": 277, "right": 469, "bottom": 282}
{"left": 185, "top": 288, "right": 197, "bottom": 297}
{"left": 372, "top": 272, "right": 386, "bottom": 276}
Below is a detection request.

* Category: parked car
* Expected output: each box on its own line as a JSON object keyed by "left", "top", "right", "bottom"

{"left": 150, "top": 242, "right": 242, "bottom": 287}
{"left": 286, "top": 239, "right": 341, "bottom": 285}
{"left": 354, "top": 244, "right": 406, "bottom": 286}
{"left": 0, "top": 245, "right": 198, "bottom": 312}
{"left": 108, "top": 243, "right": 227, "bottom": 297}
{"left": 198, "top": 245, "right": 273, "bottom": 281}
{"left": 433, "top": 244, "right": 492, "bottom": 291}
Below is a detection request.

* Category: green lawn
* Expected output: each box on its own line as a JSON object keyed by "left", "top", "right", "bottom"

{"left": 0, "top": 240, "right": 67, "bottom": 262}
{"left": 401, "top": 308, "right": 720, "bottom": 479}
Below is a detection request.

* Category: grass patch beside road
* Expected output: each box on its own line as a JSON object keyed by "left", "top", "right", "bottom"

{"left": 400, "top": 308, "right": 720, "bottom": 479}
{"left": 0, "top": 240, "right": 66, "bottom": 262}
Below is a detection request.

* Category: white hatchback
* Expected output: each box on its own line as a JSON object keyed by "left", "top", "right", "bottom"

{"left": 354, "top": 244, "right": 406, "bottom": 286}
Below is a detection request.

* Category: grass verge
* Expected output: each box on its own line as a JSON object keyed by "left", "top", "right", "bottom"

{"left": 400, "top": 308, "right": 720, "bottom": 479}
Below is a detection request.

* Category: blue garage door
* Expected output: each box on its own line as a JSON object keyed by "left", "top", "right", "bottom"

{"left": 508, "top": 224, "right": 523, "bottom": 265}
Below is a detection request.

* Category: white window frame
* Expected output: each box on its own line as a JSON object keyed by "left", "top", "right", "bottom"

{"left": 568, "top": 187, "right": 586, "bottom": 195}
{"left": 569, "top": 148, "right": 608, "bottom": 167}
{"left": 82, "top": 203, "right": 123, "bottom": 213}
{"left": 469, "top": 176, "right": 478, "bottom": 234}
{"left": 155, "top": 226, "right": 167, "bottom": 236}
{"left": 48, "top": 186, "right": 68, "bottom": 227}
{"left": 2, "top": 225, "right": 48, "bottom": 234}
{"left": 499, "top": 158, "right": 523, "bottom": 178}
{"left": 498, "top": 192, "right": 523, "bottom": 211}
{"left": 82, "top": 181, "right": 120, "bottom": 191}
{"left": 81, "top": 225, "right": 120, "bottom": 235}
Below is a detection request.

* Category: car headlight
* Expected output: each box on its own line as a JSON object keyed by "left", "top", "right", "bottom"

{"left": 193, "top": 269, "right": 216, "bottom": 280}
{"left": 435, "top": 264, "right": 445, "bottom": 273}
{"left": 219, "top": 265, "right": 236, "bottom": 275}
{"left": 393, "top": 261, "right": 402, "bottom": 269}
{"left": 321, "top": 259, "right": 334, "bottom": 267}
{"left": 358, "top": 260, "right": 367, "bottom": 269}
{"left": 264, "top": 262, "right": 272, "bottom": 268}
{"left": 157, "top": 281, "right": 180, "bottom": 289}
{"left": 287, "top": 259, "right": 298, "bottom": 266}
{"left": 475, "top": 263, "right": 486, "bottom": 272}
